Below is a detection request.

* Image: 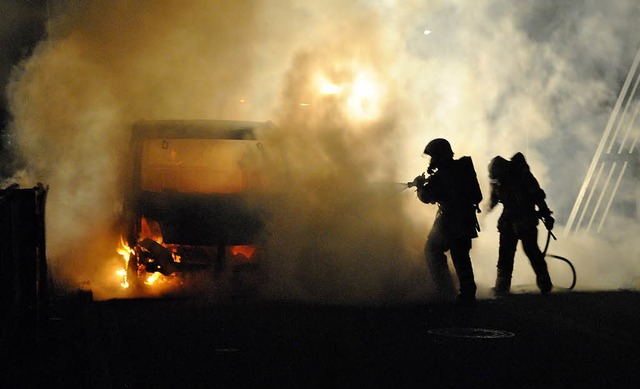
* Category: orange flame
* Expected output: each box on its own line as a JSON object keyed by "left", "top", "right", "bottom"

{"left": 140, "top": 217, "right": 163, "bottom": 243}
{"left": 231, "top": 245, "right": 257, "bottom": 260}
{"left": 145, "top": 272, "right": 161, "bottom": 285}
{"left": 116, "top": 237, "right": 133, "bottom": 289}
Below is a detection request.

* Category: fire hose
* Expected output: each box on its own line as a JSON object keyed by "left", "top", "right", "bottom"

{"left": 541, "top": 227, "right": 576, "bottom": 290}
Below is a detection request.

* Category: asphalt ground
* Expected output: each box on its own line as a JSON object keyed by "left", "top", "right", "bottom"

{"left": 3, "top": 288, "right": 640, "bottom": 388}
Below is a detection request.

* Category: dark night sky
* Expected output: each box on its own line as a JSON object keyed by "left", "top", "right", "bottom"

{"left": 0, "top": 0, "right": 47, "bottom": 178}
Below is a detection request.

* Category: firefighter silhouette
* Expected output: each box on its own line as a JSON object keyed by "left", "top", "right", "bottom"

{"left": 487, "top": 152, "right": 554, "bottom": 295}
{"left": 411, "top": 138, "right": 483, "bottom": 305}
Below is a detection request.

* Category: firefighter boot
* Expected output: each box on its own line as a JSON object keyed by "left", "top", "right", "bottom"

{"left": 492, "top": 270, "right": 511, "bottom": 296}
{"left": 533, "top": 261, "right": 553, "bottom": 294}
{"left": 536, "top": 272, "right": 553, "bottom": 294}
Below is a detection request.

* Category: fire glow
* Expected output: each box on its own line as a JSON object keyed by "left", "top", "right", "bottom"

{"left": 114, "top": 215, "right": 259, "bottom": 291}
{"left": 115, "top": 237, "right": 182, "bottom": 289}
{"left": 115, "top": 217, "right": 182, "bottom": 290}
{"left": 231, "top": 245, "right": 257, "bottom": 260}
{"left": 116, "top": 237, "right": 133, "bottom": 289}
{"left": 314, "top": 68, "right": 384, "bottom": 121}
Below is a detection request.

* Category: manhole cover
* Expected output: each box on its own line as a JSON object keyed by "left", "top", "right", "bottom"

{"left": 428, "top": 328, "right": 515, "bottom": 339}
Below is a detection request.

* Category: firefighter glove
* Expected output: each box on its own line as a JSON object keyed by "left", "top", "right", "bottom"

{"left": 411, "top": 173, "right": 427, "bottom": 188}
{"left": 542, "top": 215, "right": 555, "bottom": 231}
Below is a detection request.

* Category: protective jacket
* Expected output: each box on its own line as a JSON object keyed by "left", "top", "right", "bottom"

{"left": 417, "top": 156, "right": 482, "bottom": 239}
{"left": 488, "top": 152, "right": 554, "bottom": 295}
{"left": 489, "top": 153, "right": 551, "bottom": 233}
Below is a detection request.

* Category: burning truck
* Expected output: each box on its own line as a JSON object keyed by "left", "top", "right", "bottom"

{"left": 118, "top": 119, "right": 273, "bottom": 292}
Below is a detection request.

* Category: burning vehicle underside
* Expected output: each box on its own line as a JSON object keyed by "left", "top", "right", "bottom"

{"left": 120, "top": 120, "right": 272, "bottom": 291}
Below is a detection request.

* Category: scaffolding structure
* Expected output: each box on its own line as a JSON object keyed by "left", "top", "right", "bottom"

{"left": 565, "top": 44, "right": 640, "bottom": 235}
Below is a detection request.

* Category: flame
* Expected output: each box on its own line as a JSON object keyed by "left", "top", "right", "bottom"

{"left": 115, "top": 218, "right": 184, "bottom": 290}
{"left": 145, "top": 272, "right": 161, "bottom": 285}
{"left": 140, "top": 217, "right": 163, "bottom": 244}
{"left": 116, "top": 237, "right": 133, "bottom": 289}
{"left": 143, "top": 271, "right": 181, "bottom": 288}
{"left": 116, "top": 268, "right": 128, "bottom": 289}
{"left": 231, "top": 245, "right": 257, "bottom": 260}
{"left": 116, "top": 217, "right": 258, "bottom": 291}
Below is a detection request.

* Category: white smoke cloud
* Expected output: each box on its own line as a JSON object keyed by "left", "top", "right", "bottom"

{"left": 5, "top": 0, "right": 640, "bottom": 301}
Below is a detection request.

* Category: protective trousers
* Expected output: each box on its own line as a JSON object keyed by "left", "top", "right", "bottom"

{"left": 425, "top": 218, "right": 477, "bottom": 301}
{"left": 497, "top": 223, "right": 552, "bottom": 293}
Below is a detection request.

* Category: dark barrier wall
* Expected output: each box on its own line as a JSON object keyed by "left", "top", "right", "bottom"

{"left": 0, "top": 184, "right": 48, "bottom": 345}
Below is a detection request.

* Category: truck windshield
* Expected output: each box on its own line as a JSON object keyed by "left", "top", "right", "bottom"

{"left": 140, "top": 138, "right": 264, "bottom": 194}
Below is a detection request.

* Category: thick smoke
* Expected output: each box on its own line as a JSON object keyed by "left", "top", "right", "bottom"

{"left": 5, "top": 0, "right": 640, "bottom": 301}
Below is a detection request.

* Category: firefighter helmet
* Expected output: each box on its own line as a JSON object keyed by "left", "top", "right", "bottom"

{"left": 423, "top": 138, "right": 453, "bottom": 158}
{"left": 488, "top": 156, "right": 510, "bottom": 180}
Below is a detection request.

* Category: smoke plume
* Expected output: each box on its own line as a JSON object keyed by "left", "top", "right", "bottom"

{"left": 5, "top": 0, "right": 640, "bottom": 301}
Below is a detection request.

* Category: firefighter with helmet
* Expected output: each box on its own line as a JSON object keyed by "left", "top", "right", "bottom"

{"left": 410, "top": 138, "right": 483, "bottom": 305}
{"left": 487, "top": 152, "right": 554, "bottom": 295}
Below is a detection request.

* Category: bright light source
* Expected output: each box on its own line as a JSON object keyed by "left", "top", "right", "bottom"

{"left": 320, "top": 82, "right": 342, "bottom": 95}
{"left": 424, "top": 29, "right": 432, "bottom": 35}
{"left": 346, "top": 72, "right": 382, "bottom": 121}
{"left": 352, "top": 75, "right": 375, "bottom": 97}
{"left": 312, "top": 69, "right": 384, "bottom": 121}
{"left": 315, "top": 73, "right": 343, "bottom": 95}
